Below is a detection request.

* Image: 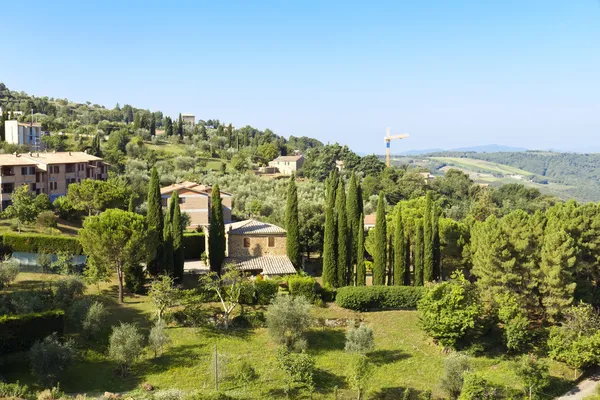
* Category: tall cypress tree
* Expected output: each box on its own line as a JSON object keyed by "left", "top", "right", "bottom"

{"left": 373, "top": 192, "right": 387, "bottom": 285}
{"left": 423, "top": 192, "right": 434, "bottom": 282}
{"left": 387, "top": 233, "right": 394, "bottom": 286}
{"left": 356, "top": 214, "right": 366, "bottom": 286}
{"left": 346, "top": 173, "right": 360, "bottom": 266}
{"left": 414, "top": 221, "right": 424, "bottom": 286}
{"left": 209, "top": 185, "right": 226, "bottom": 274}
{"left": 146, "top": 167, "right": 163, "bottom": 275}
{"left": 393, "top": 206, "right": 406, "bottom": 286}
{"left": 322, "top": 172, "right": 338, "bottom": 287}
{"left": 336, "top": 181, "right": 349, "bottom": 286}
{"left": 177, "top": 113, "right": 184, "bottom": 138}
{"left": 404, "top": 235, "right": 412, "bottom": 285}
{"left": 150, "top": 114, "right": 156, "bottom": 136}
{"left": 172, "top": 192, "right": 185, "bottom": 281}
{"left": 285, "top": 174, "right": 300, "bottom": 268}
{"left": 162, "top": 194, "right": 176, "bottom": 275}
{"left": 90, "top": 133, "right": 101, "bottom": 157}
{"left": 432, "top": 203, "right": 441, "bottom": 280}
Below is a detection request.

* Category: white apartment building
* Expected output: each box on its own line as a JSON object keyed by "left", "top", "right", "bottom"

{"left": 4, "top": 120, "right": 44, "bottom": 149}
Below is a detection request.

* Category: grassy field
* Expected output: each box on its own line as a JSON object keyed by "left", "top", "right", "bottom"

{"left": 0, "top": 218, "right": 81, "bottom": 236}
{"left": 2, "top": 273, "right": 575, "bottom": 399}
{"left": 431, "top": 157, "right": 533, "bottom": 176}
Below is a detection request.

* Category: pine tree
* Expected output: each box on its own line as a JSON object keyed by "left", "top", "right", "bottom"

{"left": 346, "top": 173, "right": 360, "bottom": 266}
{"left": 208, "top": 184, "right": 226, "bottom": 274}
{"left": 414, "top": 221, "right": 424, "bottom": 286}
{"left": 285, "top": 174, "right": 300, "bottom": 268}
{"left": 336, "top": 181, "right": 349, "bottom": 286}
{"left": 322, "top": 172, "right": 338, "bottom": 288}
{"left": 432, "top": 203, "right": 441, "bottom": 280}
{"left": 423, "top": 193, "right": 434, "bottom": 282}
{"left": 162, "top": 193, "right": 175, "bottom": 275}
{"left": 373, "top": 192, "right": 387, "bottom": 285}
{"left": 393, "top": 206, "right": 406, "bottom": 286}
{"left": 172, "top": 192, "right": 185, "bottom": 281}
{"left": 146, "top": 167, "right": 163, "bottom": 275}
{"left": 150, "top": 114, "right": 156, "bottom": 136}
{"left": 356, "top": 214, "right": 366, "bottom": 286}
{"left": 539, "top": 229, "right": 576, "bottom": 322}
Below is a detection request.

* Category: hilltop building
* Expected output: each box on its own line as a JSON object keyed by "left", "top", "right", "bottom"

{"left": 4, "top": 120, "right": 44, "bottom": 149}
{"left": 182, "top": 114, "right": 195, "bottom": 125}
{"left": 0, "top": 151, "right": 108, "bottom": 210}
{"left": 160, "top": 181, "right": 232, "bottom": 228}
{"left": 267, "top": 154, "right": 304, "bottom": 175}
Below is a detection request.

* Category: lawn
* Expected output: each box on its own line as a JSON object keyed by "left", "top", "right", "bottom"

{"left": 0, "top": 218, "right": 81, "bottom": 236}
{"left": 2, "top": 273, "right": 575, "bottom": 399}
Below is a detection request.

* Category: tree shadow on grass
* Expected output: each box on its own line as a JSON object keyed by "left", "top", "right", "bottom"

{"left": 306, "top": 329, "right": 346, "bottom": 353}
{"left": 137, "top": 343, "right": 208, "bottom": 377}
{"left": 370, "top": 386, "right": 424, "bottom": 400}
{"left": 367, "top": 349, "right": 410, "bottom": 366}
{"left": 314, "top": 368, "right": 346, "bottom": 394}
{"left": 201, "top": 325, "right": 254, "bottom": 340}
{"left": 544, "top": 374, "right": 579, "bottom": 398}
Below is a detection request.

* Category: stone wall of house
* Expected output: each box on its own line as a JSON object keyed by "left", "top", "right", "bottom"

{"left": 227, "top": 234, "right": 287, "bottom": 257}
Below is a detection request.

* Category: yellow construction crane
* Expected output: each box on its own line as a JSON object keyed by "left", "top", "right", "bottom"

{"left": 384, "top": 128, "right": 409, "bottom": 167}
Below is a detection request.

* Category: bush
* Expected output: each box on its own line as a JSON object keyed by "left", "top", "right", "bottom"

{"left": 318, "top": 285, "right": 336, "bottom": 303}
{"left": 108, "top": 323, "right": 144, "bottom": 376}
{"left": 5, "top": 289, "right": 53, "bottom": 314}
{"left": 287, "top": 275, "right": 316, "bottom": 301}
{"left": 440, "top": 353, "right": 471, "bottom": 400}
{"left": 235, "top": 360, "right": 258, "bottom": 387}
{"left": 345, "top": 322, "right": 375, "bottom": 354}
{"left": 53, "top": 276, "right": 85, "bottom": 309}
{"left": 36, "top": 210, "right": 58, "bottom": 229}
{"left": 232, "top": 311, "right": 266, "bottom": 328}
{"left": 335, "top": 286, "right": 425, "bottom": 311}
{"left": 0, "top": 381, "right": 31, "bottom": 399}
{"left": 125, "top": 263, "right": 146, "bottom": 294}
{"left": 149, "top": 320, "right": 171, "bottom": 358}
{"left": 458, "top": 373, "right": 497, "bottom": 400}
{"left": 53, "top": 196, "right": 77, "bottom": 220}
{"left": 82, "top": 301, "right": 109, "bottom": 339}
{"left": 0, "top": 257, "right": 19, "bottom": 289}
{"left": 183, "top": 232, "right": 205, "bottom": 260}
{"left": 50, "top": 251, "right": 76, "bottom": 275}
{"left": 0, "top": 232, "right": 83, "bottom": 254}
{"left": 29, "top": 333, "right": 75, "bottom": 386}
{"left": 154, "top": 389, "right": 185, "bottom": 400}
{"left": 266, "top": 295, "right": 312, "bottom": 351}
{"left": 0, "top": 310, "right": 64, "bottom": 354}
{"left": 254, "top": 279, "right": 279, "bottom": 305}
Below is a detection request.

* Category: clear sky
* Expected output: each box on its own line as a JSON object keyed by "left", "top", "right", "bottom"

{"left": 2, "top": 1, "right": 599, "bottom": 153}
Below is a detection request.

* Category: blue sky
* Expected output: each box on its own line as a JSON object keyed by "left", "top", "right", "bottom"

{"left": 2, "top": 1, "right": 599, "bottom": 153}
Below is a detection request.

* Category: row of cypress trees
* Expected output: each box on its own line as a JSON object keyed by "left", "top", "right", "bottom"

{"left": 146, "top": 167, "right": 185, "bottom": 280}
{"left": 322, "top": 171, "right": 365, "bottom": 288}
{"left": 372, "top": 191, "right": 441, "bottom": 286}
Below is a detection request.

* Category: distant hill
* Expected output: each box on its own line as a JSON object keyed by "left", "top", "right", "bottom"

{"left": 399, "top": 144, "right": 527, "bottom": 155}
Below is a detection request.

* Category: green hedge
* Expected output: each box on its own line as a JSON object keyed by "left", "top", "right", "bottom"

{"left": 335, "top": 286, "right": 425, "bottom": 311}
{"left": 288, "top": 275, "right": 317, "bottom": 301}
{"left": 0, "top": 310, "right": 65, "bottom": 354}
{"left": 1, "top": 233, "right": 83, "bottom": 255}
{"left": 183, "top": 232, "right": 205, "bottom": 260}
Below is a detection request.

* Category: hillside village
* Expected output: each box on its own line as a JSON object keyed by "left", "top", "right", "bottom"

{"left": 1, "top": 80, "right": 600, "bottom": 400}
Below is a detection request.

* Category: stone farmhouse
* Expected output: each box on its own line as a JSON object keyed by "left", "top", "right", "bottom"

{"left": 267, "top": 155, "right": 304, "bottom": 175}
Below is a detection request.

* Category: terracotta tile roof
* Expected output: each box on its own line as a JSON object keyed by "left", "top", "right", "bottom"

{"left": 226, "top": 219, "right": 286, "bottom": 235}
{"left": 0, "top": 152, "right": 102, "bottom": 167}
{"left": 160, "top": 181, "right": 232, "bottom": 196}
{"left": 364, "top": 214, "right": 376, "bottom": 226}
{"left": 225, "top": 255, "right": 296, "bottom": 275}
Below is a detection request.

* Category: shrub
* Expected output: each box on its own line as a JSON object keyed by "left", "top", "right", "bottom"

{"left": 345, "top": 322, "right": 375, "bottom": 354}
{"left": 108, "top": 323, "right": 144, "bottom": 376}
{"left": 235, "top": 360, "right": 258, "bottom": 387}
{"left": 36, "top": 386, "right": 66, "bottom": 400}
{"left": 458, "top": 373, "right": 497, "bottom": 400}
{"left": 124, "top": 263, "right": 146, "bottom": 294}
{"left": 1, "top": 232, "right": 83, "bottom": 254}
{"left": 0, "top": 257, "right": 19, "bottom": 289}
{"left": 6, "top": 289, "right": 53, "bottom": 314}
{"left": 29, "top": 333, "right": 75, "bottom": 386}
{"left": 53, "top": 196, "right": 77, "bottom": 220}
{"left": 82, "top": 301, "right": 109, "bottom": 339}
{"left": 53, "top": 276, "right": 85, "bottom": 309}
{"left": 0, "top": 381, "right": 31, "bottom": 399}
{"left": 149, "top": 320, "right": 171, "bottom": 358}
{"left": 318, "top": 285, "right": 336, "bottom": 302}
{"left": 287, "top": 275, "right": 316, "bottom": 301}
{"left": 0, "top": 310, "right": 64, "bottom": 354}
{"left": 277, "top": 348, "right": 315, "bottom": 396}
{"left": 266, "top": 295, "right": 312, "bottom": 351}
{"left": 183, "top": 232, "right": 205, "bottom": 260}
{"left": 254, "top": 279, "right": 279, "bottom": 305}
{"left": 36, "top": 253, "right": 53, "bottom": 273}
{"left": 335, "top": 286, "right": 425, "bottom": 311}
{"left": 515, "top": 354, "right": 549, "bottom": 400}
{"left": 50, "top": 251, "right": 76, "bottom": 275}
{"left": 440, "top": 353, "right": 471, "bottom": 400}
{"left": 154, "top": 389, "right": 185, "bottom": 400}
{"left": 36, "top": 210, "right": 58, "bottom": 229}
{"left": 347, "top": 355, "right": 372, "bottom": 400}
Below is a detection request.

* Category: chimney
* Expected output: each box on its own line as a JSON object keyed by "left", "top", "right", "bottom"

{"left": 68, "top": 151, "right": 71, "bottom": 156}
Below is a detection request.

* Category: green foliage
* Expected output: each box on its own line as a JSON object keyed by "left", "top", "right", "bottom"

{"left": 124, "top": 263, "right": 146, "bottom": 294}
{"left": 36, "top": 210, "right": 58, "bottom": 229}
{"left": 146, "top": 167, "right": 164, "bottom": 275}
{"left": 208, "top": 184, "right": 226, "bottom": 273}
{"left": 149, "top": 275, "right": 179, "bottom": 322}
{"left": 253, "top": 278, "right": 280, "bottom": 305}
{"left": 79, "top": 209, "right": 148, "bottom": 303}
{"left": 393, "top": 205, "right": 406, "bottom": 286}
{"left": 413, "top": 221, "right": 424, "bottom": 286}
{"left": 497, "top": 294, "right": 531, "bottom": 352}
{"left": 423, "top": 192, "right": 434, "bottom": 282}
{"left": 66, "top": 178, "right": 129, "bottom": 216}
{"left": 335, "top": 285, "right": 424, "bottom": 311}
{"left": 183, "top": 232, "right": 205, "bottom": 260}
{"left": 0, "top": 310, "right": 64, "bottom": 354}
{"left": 417, "top": 272, "right": 482, "bottom": 349}
{"left": 515, "top": 355, "right": 550, "bottom": 400}
{"left": 287, "top": 275, "right": 316, "bottom": 302}
{"left": 108, "top": 322, "right": 144, "bottom": 376}
{"left": 200, "top": 266, "right": 250, "bottom": 329}
{"left": 3, "top": 184, "right": 40, "bottom": 231}
{"left": 440, "top": 352, "right": 471, "bottom": 400}
{"left": 53, "top": 276, "right": 85, "bottom": 309}
{"left": 172, "top": 191, "right": 185, "bottom": 281}
{"left": 372, "top": 192, "right": 387, "bottom": 285}
{"left": 0, "top": 381, "right": 31, "bottom": 399}
{"left": 0, "top": 257, "right": 19, "bottom": 289}
{"left": 266, "top": 295, "right": 312, "bottom": 351}
{"left": 285, "top": 174, "right": 300, "bottom": 268}
{"left": 29, "top": 333, "right": 75, "bottom": 386}
{"left": 235, "top": 360, "right": 258, "bottom": 387}
{"left": 322, "top": 171, "right": 338, "bottom": 287}
{"left": 345, "top": 322, "right": 375, "bottom": 354}
{"left": 1, "top": 232, "right": 83, "bottom": 254}
{"left": 347, "top": 355, "right": 372, "bottom": 400}
{"left": 336, "top": 181, "right": 350, "bottom": 286}
{"left": 52, "top": 196, "right": 77, "bottom": 220}
{"left": 346, "top": 173, "right": 360, "bottom": 267}
{"left": 276, "top": 348, "right": 315, "bottom": 396}
{"left": 82, "top": 301, "right": 109, "bottom": 339}
{"left": 50, "top": 251, "right": 76, "bottom": 275}
{"left": 356, "top": 214, "right": 366, "bottom": 286}
{"left": 457, "top": 372, "right": 496, "bottom": 400}
{"left": 149, "top": 320, "right": 171, "bottom": 358}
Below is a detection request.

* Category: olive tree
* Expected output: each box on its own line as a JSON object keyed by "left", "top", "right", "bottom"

{"left": 108, "top": 323, "right": 144, "bottom": 376}
{"left": 266, "top": 295, "right": 312, "bottom": 352}
{"left": 200, "top": 265, "right": 250, "bottom": 329}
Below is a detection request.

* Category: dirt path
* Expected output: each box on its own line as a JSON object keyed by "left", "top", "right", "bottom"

{"left": 556, "top": 372, "right": 600, "bottom": 400}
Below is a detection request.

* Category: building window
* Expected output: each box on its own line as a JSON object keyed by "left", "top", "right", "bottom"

{"left": 66, "top": 164, "right": 76, "bottom": 173}
{"left": 179, "top": 197, "right": 186, "bottom": 204}
{"left": 243, "top": 238, "right": 251, "bottom": 248}
{"left": 1, "top": 167, "right": 14, "bottom": 176}
{"left": 1, "top": 183, "right": 14, "bottom": 193}
{"left": 50, "top": 166, "right": 60, "bottom": 174}
{"left": 21, "top": 167, "right": 35, "bottom": 175}
{"left": 268, "top": 237, "right": 275, "bottom": 247}
{"left": 49, "top": 182, "right": 58, "bottom": 191}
